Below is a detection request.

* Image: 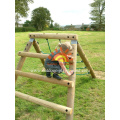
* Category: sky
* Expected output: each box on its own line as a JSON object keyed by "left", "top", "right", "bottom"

{"left": 20, "top": 0, "right": 94, "bottom": 26}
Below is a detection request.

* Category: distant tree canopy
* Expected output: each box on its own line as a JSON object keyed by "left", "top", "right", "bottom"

{"left": 90, "top": 0, "right": 105, "bottom": 31}
{"left": 15, "top": 0, "right": 34, "bottom": 17}
{"left": 49, "top": 20, "right": 54, "bottom": 28}
{"left": 54, "top": 23, "right": 60, "bottom": 28}
{"left": 31, "top": 7, "right": 52, "bottom": 30}
{"left": 15, "top": 13, "right": 21, "bottom": 27}
{"left": 23, "top": 20, "right": 32, "bottom": 27}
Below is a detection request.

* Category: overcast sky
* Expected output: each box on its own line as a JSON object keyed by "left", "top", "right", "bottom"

{"left": 20, "top": 0, "right": 94, "bottom": 26}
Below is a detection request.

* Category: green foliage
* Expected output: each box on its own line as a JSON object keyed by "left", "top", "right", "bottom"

{"left": 90, "top": 24, "right": 99, "bottom": 31}
{"left": 15, "top": 0, "right": 34, "bottom": 17}
{"left": 81, "top": 25, "right": 88, "bottom": 31}
{"left": 15, "top": 13, "right": 21, "bottom": 27}
{"left": 89, "top": 0, "right": 105, "bottom": 31}
{"left": 15, "top": 27, "right": 36, "bottom": 32}
{"left": 54, "top": 23, "right": 60, "bottom": 28}
{"left": 31, "top": 7, "right": 52, "bottom": 30}
{"left": 23, "top": 20, "right": 33, "bottom": 27}
{"left": 49, "top": 23, "right": 54, "bottom": 28}
{"left": 46, "top": 27, "right": 60, "bottom": 30}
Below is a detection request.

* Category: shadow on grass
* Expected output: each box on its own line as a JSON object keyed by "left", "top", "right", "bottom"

{"left": 76, "top": 76, "right": 93, "bottom": 87}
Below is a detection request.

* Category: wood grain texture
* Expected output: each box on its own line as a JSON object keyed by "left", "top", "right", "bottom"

{"left": 33, "top": 40, "right": 45, "bottom": 65}
{"left": 15, "top": 70, "right": 74, "bottom": 88}
{"left": 18, "top": 51, "right": 73, "bottom": 64}
{"left": 66, "top": 40, "right": 77, "bottom": 120}
{"left": 29, "top": 33, "right": 78, "bottom": 40}
{"left": 18, "top": 51, "right": 49, "bottom": 59}
{"left": 77, "top": 42, "right": 96, "bottom": 78}
{"left": 15, "top": 91, "right": 72, "bottom": 114}
{"left": 15, "top": 41, "right": 33, "bottom": 83}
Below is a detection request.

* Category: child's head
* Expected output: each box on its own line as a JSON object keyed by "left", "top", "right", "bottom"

{"left": 58, "top": 42, "right": 72, "bottom": 54}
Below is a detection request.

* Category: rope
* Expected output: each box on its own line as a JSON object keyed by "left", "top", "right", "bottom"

{"left": 76, "top": 72, "right": 90, "bottom": 75}
{"left": 62, "top": 72, "right": 90, "bottom": 76}
{"left": 46, "top": 39, "right": 51, "bottom": 53}
{"left": 76, "top": 66, "right": 87, "bottom": 69}
{"left": 39, "top": 39, "right": 61, "bottom": 54}
{"left": 66, "top": 66, "right": 87, "bottom": 69}
{"left": 36, "top": 40, "right": 49, "bottom": 54}
{"left": 77, "top": 60, "right": 83, "bottom": 63}
{"left": 40, "top": 51, "right": 48, "bottom": 54}
{"left": 38, "top": 39, "right": 90, "bottom": 76}
{"left": 59, "top": 39, "right": 61, "bottom": 43}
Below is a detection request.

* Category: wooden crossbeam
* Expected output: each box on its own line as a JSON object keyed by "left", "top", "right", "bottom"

{"left": 18, "top": 51, "right": 73, "bottom": 63}
{"left": 29, "top": 33, "right": 78, "bottom": 40}
{"left": 15, "top": 91, "right": 72, "bottom": 115}
{"left": 15, "top": 70, "right": 74, "bottom": 88}
{"left": 18, "top": 51, "right": 49, "bottom": 59}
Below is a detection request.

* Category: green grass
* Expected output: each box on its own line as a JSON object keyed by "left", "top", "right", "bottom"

{"left": 15, "top": 31, "right": 105, "bottom": 120}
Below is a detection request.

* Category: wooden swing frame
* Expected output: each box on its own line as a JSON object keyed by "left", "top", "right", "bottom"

{"left": 15, "top": 33, "right": 96, "bottom": 120}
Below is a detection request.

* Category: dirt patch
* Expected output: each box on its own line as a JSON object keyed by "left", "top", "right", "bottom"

{"left": 94, "top": 71, "right": 105, "bottom": 80}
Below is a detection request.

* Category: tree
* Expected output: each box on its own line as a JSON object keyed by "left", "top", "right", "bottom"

{"left": 54, "top": 23, "right": 60, "bottom": 28}
{"left": 15, "top": 13, "right": 21, "bottom": 27}
{"left": 15, "top": 0, "right": 34, "bottom": 17}
{"left": 49, "top": 20, "right": 54, "bottom": 28}
{"left": 23, "top": 20, "right": 32, "bottom": 27}
{"left": 89, "top": 0, "right": 105, "bottom": 31}
{"left": 15, "top": 0, "right": 34, "bottom": 27}
{"left": 31, "top": 7, "right": 52, "bottom": 30}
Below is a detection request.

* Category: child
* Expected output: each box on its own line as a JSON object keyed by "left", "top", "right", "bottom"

{"left": 44, "top": 42, "right": 74, "bottom": 80}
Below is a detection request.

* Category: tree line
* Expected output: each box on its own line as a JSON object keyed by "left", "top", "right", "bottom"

{"left": 15, "top": 0, "right": 105, "bottom": 31}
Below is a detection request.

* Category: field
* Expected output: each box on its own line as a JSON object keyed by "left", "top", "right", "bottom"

{"left": 15, "top": 31, "right": 105, "bottom": 120}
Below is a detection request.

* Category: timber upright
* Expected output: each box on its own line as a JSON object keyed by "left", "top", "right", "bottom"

{"left": 15, "top": 33, "right": 96, "bottom": 120}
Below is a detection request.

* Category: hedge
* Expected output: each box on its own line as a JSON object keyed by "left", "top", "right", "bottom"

{"left": 15, "top": 27, "right": 36, "bottom": 32}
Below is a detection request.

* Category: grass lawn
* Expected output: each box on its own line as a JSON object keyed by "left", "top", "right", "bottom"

{"left": 15, "top": 31, "right": 105, "bottom": 120}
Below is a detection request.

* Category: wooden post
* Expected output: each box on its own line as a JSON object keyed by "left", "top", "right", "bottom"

{"left": 15, "top": 91, "right": 72, "bottom": 114}
{"left": 33, "top": 40, "right": 45, "bottom": 66}
{"left": 15, "top": 40, "right": 33, "bottom": 83}
{"left": 15, "top": 70, "right": 74, "bottom": 88}
{"left": 66, "top": 40, "right": 77, "bottom": 120}
{"left": 77, "top": 42, "right": 96, "bottom": 78}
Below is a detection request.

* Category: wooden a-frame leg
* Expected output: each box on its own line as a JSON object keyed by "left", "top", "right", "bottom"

{"left": 15, "top": 40, "right": 33, "bottom": 83}
{"left": 66, "top": 40, "right": 77, "bottom": 120}
{"left": 33, "top": 40, "right": 45, "bottom": 66}
{"left": 77, "top": 42, "right": 96, "bottom": 78}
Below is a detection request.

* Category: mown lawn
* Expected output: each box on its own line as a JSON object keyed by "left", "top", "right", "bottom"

{"left": 15, "top": 31, "right": 105, "bottom": 120}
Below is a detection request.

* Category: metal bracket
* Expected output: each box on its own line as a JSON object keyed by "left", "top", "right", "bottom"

{"left": 71, "top": 40, "right": 77, "bottom": 44}
{"left": 29, "top": 38, "right": 35, "bottom": 42}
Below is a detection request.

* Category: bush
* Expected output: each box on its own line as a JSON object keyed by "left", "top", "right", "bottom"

{"left": 86, "top": 28, "right": 90, "bottom": 31}
{"left": 15, "top": 27, "right": 36, "bottom": 32}
{"left": 45, "top": 27, "right": 61, "bottom": 31}
{"left": 15, "top": 27, "right": 23, "bottom": 32}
